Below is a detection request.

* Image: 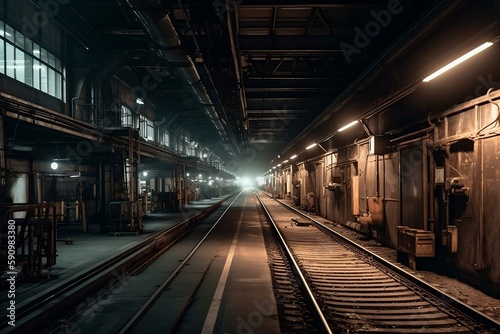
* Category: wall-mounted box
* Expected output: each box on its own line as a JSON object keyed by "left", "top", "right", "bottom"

{"left": 369, "top": 135, "right": 391, "bottom": 155}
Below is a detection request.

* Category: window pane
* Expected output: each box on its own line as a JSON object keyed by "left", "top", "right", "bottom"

{"left": 5, "top": 24, "right": 14, "bottom": 43}
{"left": 0, "top": 39, "right": 4, "bottom": 74}
{"left": 15, "top": 30, "right": 24, "bottom": 48}
{"left": 48, "top": 67, "right": 56, "bottom": 96}
{"left": 33, "top": 59, "right": 40, "bottom": 89}
{"left": 5, "top": 42, "right": 14, "bottom": 78}
{"left": 40, "top": 47, "right": 48, "bottom": 63}
{"left": 33, "top": 42, "right": 40, "bottom": 58}
{"left": 15, "top": 48, "right": 25, "bottom": 83}
{"left": 55, "top": 72, "right": 61, "bottom": 99}
{"left": 48, "top": 52, "right": 55, "bottom": 68}
{"left": 0, "top": 19, "right": 4, "bottom": 37}
{"left": 40, "top": 62, "right": 48, "bottom": 93}
{"left": 24, "top": 54, "right": 33, "bottom": 86}
{"left": 25, "top": 37, "right": 33, "bottom": 54}
{"left": 55, "top": 57, "right": 61, "bottom": 71}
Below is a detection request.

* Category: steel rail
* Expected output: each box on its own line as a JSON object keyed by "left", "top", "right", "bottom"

{"left": 118, "top": 189, "right": 245, "bottom": 333}
{"left": 0, "top": 196, "right": 229, "bottom": 333}
{"left": 272, "top": 194, "right": 500, "bottom": 332}
{"left": 254, "top": 191, "right": 333, "bottom": 334}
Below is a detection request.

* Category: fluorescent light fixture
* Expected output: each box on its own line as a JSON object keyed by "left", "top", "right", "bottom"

{"left": 50, "top": 162, "right": 58, "bottom": 170}
{"left": 136, "top": 97, "right": 145, "bottom": 104}
{"left": 283, "top": 160, "right": 289, "bottom": 163}
{"left": 338, "top": 120, "right": 359, "bottom": 132}
{"left": 290, "top": 154, "right": 297, "bottom": 160}
{"left": 423, "top": 42, "right": 493, "bottom": 82}
{"left": 306, "top": 143, "right": 317, "bottom": 150}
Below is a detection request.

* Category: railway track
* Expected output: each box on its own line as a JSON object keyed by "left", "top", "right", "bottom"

{"left": 255, "top": 191, "right": 500, "bottom": 333}
{"left": 4, "top": 189, "right": 498, "bottom": 333}
{"left": 0, "top": 195, "right": 229, "bottom": 333}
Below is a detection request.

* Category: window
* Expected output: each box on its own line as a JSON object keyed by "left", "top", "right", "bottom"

{"left": 0, "top": 20, "right": 63, "bottom": 100}
{"left": 139, "top": 115, "right": 154, "bottom": 141}
{"left": 160, "top": 130, "right": 170, "bottom": 147}
{"left": 121, "top": 105, "right": 134, "bottom": 127}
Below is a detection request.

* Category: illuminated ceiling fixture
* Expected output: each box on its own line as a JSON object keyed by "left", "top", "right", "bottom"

{"left": 50, "top": 162, "right": 58, "bottom": 170}
{"left": 283, "top": 160, "right": 289, "bottom": 164}
{"left": 290, "top": 154, "right": 297, "bottom": 160}
{"left": 338, "top": 120, "right": 359, "bottom": 132}
{"left": 422, "top": 42, "right": 493, "bottom": 82}
{"left": 136, "top": 97, "right": 145, "bottom": 104}
{"left": 306, "top": 143, "right": 317, "bottom": 150}
{"left": 142, "top": 171, "right": 148, "bottom": 177}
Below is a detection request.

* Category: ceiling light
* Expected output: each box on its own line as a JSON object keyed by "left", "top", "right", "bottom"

{"left": 306, "top": 143, "right": 317, "bottom": 150}
{"left": 142, "top": 171, "right": 148, "bottom": 177}
{"left": 423, "top": 42, "right": 493, "bottom": 82}
{"left": 290, "top": 155, "right": 297, "bottom": 159}
{"left": 338, "top": 120, "right": 359, "bottom": 132}
{"left": 283, "top": 160, "right": 289, "bottom": 164}
{"left": 50, "top": 162, "right": 58, "bottom": 170}
{"left": 136, "top": 98, "right": 145, "bottom": 104}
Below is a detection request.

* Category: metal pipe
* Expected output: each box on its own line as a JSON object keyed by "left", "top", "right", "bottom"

{"left": 375, "top": 154, "right": 379, "bottom": 198}
{"left": 422, "top": 140, "right": 428, "bottom": 231}
{"left": 123, "top": 0, "right": 234, "bottom": 153}
{"left": 476, "top": 104, "right": 484, "bottom": 270}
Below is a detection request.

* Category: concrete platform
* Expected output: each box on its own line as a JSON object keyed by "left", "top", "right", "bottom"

{"left": 0, "top": 196, "right": 227, "bottom": 312}
{"left": 1, "top": 191, "right": 280, "bottom": 333}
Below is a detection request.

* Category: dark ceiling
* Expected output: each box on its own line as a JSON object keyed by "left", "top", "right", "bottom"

{"left": 27, "top": 0, "right": 499, "bottom": 177}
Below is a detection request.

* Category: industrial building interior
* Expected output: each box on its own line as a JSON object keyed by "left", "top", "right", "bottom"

{"left": 1, "top": 0, "right": 500, "bottom": 318}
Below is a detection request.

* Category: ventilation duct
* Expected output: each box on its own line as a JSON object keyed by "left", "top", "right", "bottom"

{"left": 123, "top": 0, "right": 236, "bottom": 155}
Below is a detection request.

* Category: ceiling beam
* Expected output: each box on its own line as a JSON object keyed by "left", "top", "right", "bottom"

{"left": 238, "top": 0, "right": 377, "bottom": 9}
{"left": 238, "top": 35, "right": 342, "bottom": 53}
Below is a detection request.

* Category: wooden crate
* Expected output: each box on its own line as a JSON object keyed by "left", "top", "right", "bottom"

{"left": 396, "top": 226, "right": 435, "bottom": 257}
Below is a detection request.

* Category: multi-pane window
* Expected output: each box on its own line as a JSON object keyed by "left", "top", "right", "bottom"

{"left": 160, "top": 130, "right": 170, "bottom": 147}
{"left": 121, "top": 105, "right": 134, "bottom": 127}
{"left": 0, "top": 20, "right": 63, "bottom": 100}
{"left": 139, "top": 115, "right": 154, "bottom": 141}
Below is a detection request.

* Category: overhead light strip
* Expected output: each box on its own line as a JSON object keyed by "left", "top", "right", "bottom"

{"left": 422, "top": 42, "right": 493, "bottom": 82}
{"left": 338, "top": 120, "right": 358, "bottom": 132}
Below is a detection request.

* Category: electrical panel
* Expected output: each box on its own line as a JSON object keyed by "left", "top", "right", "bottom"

{"left": 369, "top": 135, "right": 391, "bottom": 155}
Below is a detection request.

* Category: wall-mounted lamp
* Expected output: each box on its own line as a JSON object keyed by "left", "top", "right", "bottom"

{"left": 142, "top": 171, "right": 148, "bottom": 177}
{"left": 306, "top": 143, "right": 317, "bottom": 150}
{"left": 422, "top": 41, "right": 493, "bottom": 82}
{"left": 50, "top": 162, "right": 59, "bottom": 170}
{"left": 338, "top": 120, "right": 359, "bottom": 132}
{"left": 136, "top": 97, "right": 145, "bottom": 105}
